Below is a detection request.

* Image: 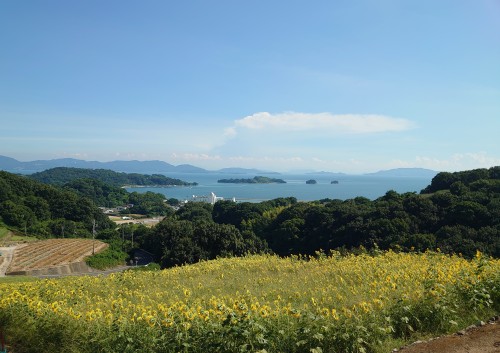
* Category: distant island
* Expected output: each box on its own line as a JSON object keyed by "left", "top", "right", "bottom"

{"left": 306, "top": 179, "right": 317, "bottom": 184}
{"left": 29, "top": 167, "right": 198, "bottom": 187}
{"left": 218, "top": 176, "right": 286, "bottom": 184}
{"left": 331, "top": 180, "right": 339, "bottom": 184}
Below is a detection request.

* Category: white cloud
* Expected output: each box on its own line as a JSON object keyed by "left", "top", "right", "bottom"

{"left": 232, "top": 112, "right": 415, "bottom": 134}
{"left": 228, "top": 156, "right": 304, "bottom": 164}
{"left": 223, "top": 127, "right": 237, "bottom": 138}
{"left": 170, "top": 153, "right": 223, "bottom": 162}
{"left": 312, "top": 157, "right": 327, "bottom": 164}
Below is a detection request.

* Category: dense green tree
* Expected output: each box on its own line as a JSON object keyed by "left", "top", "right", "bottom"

{"left": 128, "top": 191, "right": 174, "bottom": 216}
{"left": 141, "top": 216, "right": 268, "bottom": 268}
{"left": 0, "top": 178, "right": 14, "bottom": 203}
{"left": 63, "top": 178, "right": 129, "bottom": 207}
{"left": 446, "top": 201, "right": 490, "bottom": 228}
{"left": 0, "top": 171, "right": 114, "bottom": 236}
{"left": 395, "top": 233, "right": 436, "bottom": 252}
{"left": 23, "top": 195, "right": 51, "bottom": 221}
{"left": 436, "top": 225, "right": 481, "bottom": 255}
{"left": 489, "top": 166, "right": 500, "bottom": 179}
{"left": 175, "top": 202, "right": 213, "bottom": 222}
{"left": 269, "top": 218, "right": 305, "bottom": 255}
{"left": 422, "top": 172, "right": 457, "bottom": 193}
{"left": 0, "top": 200, "right": 36, "bottom": 229}
{"left": 402, "top": 193, "right": 438, "bottom": 232}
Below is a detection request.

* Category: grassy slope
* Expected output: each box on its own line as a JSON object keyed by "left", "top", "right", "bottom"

{"left": 0, "top": 225, "right": 38, "bottom": 244}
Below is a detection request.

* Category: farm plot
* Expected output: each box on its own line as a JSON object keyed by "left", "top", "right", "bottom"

{"left": 6, "top": 238, "right": 108, "bottom": 273}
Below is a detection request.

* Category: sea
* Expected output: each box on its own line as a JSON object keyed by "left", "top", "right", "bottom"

{"left": 125, "top": 173, "right": 434, "bottom": 203}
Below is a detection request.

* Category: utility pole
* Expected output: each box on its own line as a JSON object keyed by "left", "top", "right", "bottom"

{"left": 121, "top": 225, "right": 125, "bottom": 250}
{"left": 21, "top": 214, "right": 27, "bottom": 236}
{"left": 92, "top": 219, "right": 96, "bottom": 255}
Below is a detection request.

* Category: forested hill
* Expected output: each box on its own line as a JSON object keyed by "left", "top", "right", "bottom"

{"left": 29, "top": 167, "right": 198, "bottom": 187}
{"left": 0, "top": 171, "right": 114, "bottom": 238}
{"left": 421, "top": 166, "right": 500, "bottom": 193}
{"left": 28, "top": 168, "right": 183, "bottom": 214}
{"left": 136, "top": 166, "right": 500, "bottom": 267}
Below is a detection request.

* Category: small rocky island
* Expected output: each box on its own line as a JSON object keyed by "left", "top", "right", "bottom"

{"left": 218, "top": 176, "right": 286, "bottom": 184}
{"left": 331, "top": 180, "right": 339, "bottom": 184}
{"left": 306, "top": 179, "right": 317, "bottom": 184}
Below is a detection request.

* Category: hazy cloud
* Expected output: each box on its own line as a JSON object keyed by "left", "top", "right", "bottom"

{"left": 170, "top": 153, "right": 223, "bottom": 162}
{"left": 232, "top": 112, "right": 415, "bottom": 134}
{"left": 223, "top": 127, "right": 237, "bottom": 138}
{"left": 389, "top": 152, "right": 500, "bottom": 171}
{"left": 227, "top": 156, "right": 304, "bottom": 163}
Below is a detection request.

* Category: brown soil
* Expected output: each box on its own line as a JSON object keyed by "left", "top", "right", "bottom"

{"left": 398, "top": 318, "right": 500, "bottom": 353}
{"left": 6, "top": 239, "right": 107, "bottom": 273}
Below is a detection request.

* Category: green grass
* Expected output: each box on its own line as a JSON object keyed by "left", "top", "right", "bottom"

{"left": 0, "top": 276, "right": 38, "bottom": 283}
{"left": 85, "top": 244, "right": 128, "bottom": 270}
{"left": 0, "top": 226, "right": 10, "bottom": 239}
{"left": 0, "top": 225, "right": 37, "bottom": 244}
{"left": 8, "top": 234, "right": 38, "bottom": 242}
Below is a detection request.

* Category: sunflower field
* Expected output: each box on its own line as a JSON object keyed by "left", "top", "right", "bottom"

{"left": 0, "top": 251, "right": 499, "bottom": 353}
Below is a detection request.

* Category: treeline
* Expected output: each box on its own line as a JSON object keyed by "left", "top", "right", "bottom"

{"left": 137, "top": 199, "right": 292, "bottom": 267}
{"left": 135, "top": 167, "right": 500, "bottom": 266}
{"left": 0, "top": 171, "right": 167, "bottom": 267}
{"left": 0, "top": 171, "right": 115, "bottom": 238}
{"left": 28, "top": 167, "right": 187, "bottom": 213}
{"left": 422, "top": 166, "right": 500, "bottom": 193}
{"left": 2, "top": 166, "right": 499, "bottom": 269}
{"left": 62, "top": 178, "right": 175, "bottom": 215}
{"left": 30, "top": 167, "right": 197, "bottom": 187}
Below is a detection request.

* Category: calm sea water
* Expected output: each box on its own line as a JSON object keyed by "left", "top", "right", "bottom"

{"left": 126, "top": 173, "right": 433, "bottom": 202}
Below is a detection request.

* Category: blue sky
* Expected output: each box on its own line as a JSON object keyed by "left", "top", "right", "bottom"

{"left": 1, "top": 0, "right": 499, "bottom": 173}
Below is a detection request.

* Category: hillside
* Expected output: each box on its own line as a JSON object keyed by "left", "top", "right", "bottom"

{"left": 29, "top": 167, "right": 197, "bottom": 187}
{"left": 421, "top": 166, "right": 500, "bottom": 193}
{"left": 0, "top": 171, "right": 114, "bottom": 238}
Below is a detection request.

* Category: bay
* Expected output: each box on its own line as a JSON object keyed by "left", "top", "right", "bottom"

{"left": 125, "top": 173, "right": 433, "bottom": 203}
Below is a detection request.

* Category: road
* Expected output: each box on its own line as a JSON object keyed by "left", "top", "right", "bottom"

{"left": 0, "top": 246, "right": 17, "bottom": 276}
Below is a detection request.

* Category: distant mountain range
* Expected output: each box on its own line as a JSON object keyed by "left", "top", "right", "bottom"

{"left": 0, "top": 155, "right": 438, "bottom": 177}
{"left": 0, "top": 155, "right": 207, "bottom": 173}
{"left": 364, "top": 168, "right": 438, "bottom": 178}
{"left": 0, "top": 156, "right": 276, "bottom": 174}
{"left": 305, "top": 171, "right": 348, "bottom": 176}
